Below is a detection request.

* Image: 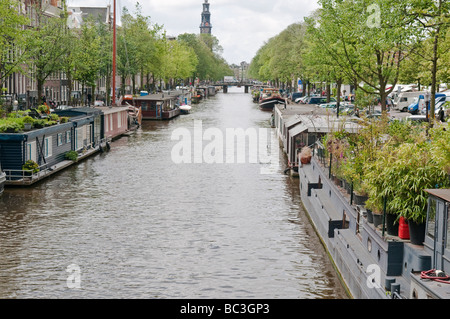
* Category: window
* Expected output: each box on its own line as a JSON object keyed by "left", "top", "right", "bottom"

{"left": 44, "top": 137, "right": 52, "bottom": 158}
{"left": 426, "top": 198, "right": 437, "bottom": 239}
{"left": 57, "top": 133, "right": 63, "bottom": 146}
{"left": 400, "top": 97, "right": 408, "bottom": 102}
{"left": 27, "top": 141, "right": 37, "bottom": 162}
{"left": 75, "top": 127, "right": 83, "bottom": 150}
{"left": 117, "top": 112, "right": 122, "bottom": 128}
{"left": 105, "top": 115, "right": 109, "bottom": 132}
{"left": 66, "top": 130, "right": 71, "bottom": 143}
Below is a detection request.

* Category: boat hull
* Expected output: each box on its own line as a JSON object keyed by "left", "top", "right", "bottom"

{"left": 259, "top": 98, "right": 286, "bottom": 111}
{"left": 0, "top": 172, "right": 5, "bottom": 196}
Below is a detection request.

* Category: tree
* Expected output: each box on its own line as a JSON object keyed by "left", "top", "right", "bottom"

{"left": 407, "top": 0, "right": 450, "bottom": 119}
{"left": 314, "top": 0, "right": 416, "bottom": 112}
{"left": 178, "top": 33, "right": 232, "bottom": 82}
{"left": 28, "top": 6, "right": 70, "bottom": 105}
{"left": 0, "top": 0, "right": 30, "bottom": 90}
{"left": 72, "top": 19, "right": 101, "bottom": 106}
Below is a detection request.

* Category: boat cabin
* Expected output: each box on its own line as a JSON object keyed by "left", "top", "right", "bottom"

{"left": 133, "top": 94, "right": 180, "bottom": 120}
{"left": 410, "top": 189, "right": 450, "bottom": 299}
{"left": 424, "top": 189, "right": 450, "bottom": 273}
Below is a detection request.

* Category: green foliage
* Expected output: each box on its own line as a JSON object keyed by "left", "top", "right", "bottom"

{"left": 22, "top": 160, "right": 39, "bottom": 173}
{"left": 22, "top": 116, "right": 35, "bottom": 124}
{"left": 65, "top": 150, "right": 78, "bottom": 162}
{"left": 0, "top": 0, "right": 30, "bottom": 87}
{"left": 0, "top": 120, "right": 22, "bottom": 133}
{"left": 331, "top": 120, "right": 450, "bottom": 224}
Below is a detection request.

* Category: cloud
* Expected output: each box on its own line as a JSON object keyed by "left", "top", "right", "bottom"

{"left": 67, "top": 0, "right": 320, "bottom": 64}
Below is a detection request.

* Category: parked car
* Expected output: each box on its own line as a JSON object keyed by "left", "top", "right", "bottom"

{"left": 393, "top": 91, "right": 427, "bottom": 112}
{"left": 295, "top": 96, "right": 311, "bottom": 104}
{"left": 406, "top": 115, "right": 427, "bottom": 123}
{"left": 334, "top": 104, "right": 356, "bottom": 115}
{"left": 94, "top": 100, "right": 105, "bottom": 107}
{"left": 308, "top": 97, "right": 336, "bottom": 105}
{"left": 319, "top": 102, "right": 337, "bottom": 109}
{"left": 290, "top": 92, "right": 303, "bottom": 102}
{"left": 408, "top": 93, "right": 446, "bottom": 114}
{"left": 420, "top": 95, "right": 449, "bottom": 115}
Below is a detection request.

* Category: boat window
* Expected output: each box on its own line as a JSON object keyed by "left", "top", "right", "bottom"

{"left": 426, "top": 198, "right": 437, "bottom": 239}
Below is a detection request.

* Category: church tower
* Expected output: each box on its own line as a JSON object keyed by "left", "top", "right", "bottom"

{"left": 200, "top": 0, "right": 212, "bottom": 34}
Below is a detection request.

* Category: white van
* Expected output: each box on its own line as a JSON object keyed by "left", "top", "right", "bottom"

{"left": 394, "top": 91, "right": 427, "bottom": 112}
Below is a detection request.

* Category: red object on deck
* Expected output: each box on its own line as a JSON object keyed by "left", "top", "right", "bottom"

{"left": 399, "top": 217, "right": 410, "bottom": 240}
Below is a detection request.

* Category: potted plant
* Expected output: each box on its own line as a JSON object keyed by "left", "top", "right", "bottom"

{"left": 22, "top": 115, "right": 34, "bottom": 130}
{"left": 65, "top": 150, "right": 78, "bottom": 162}
{"left": 299, "top": 146, "right": 312, "bottom": 164}
{"left": 33, "top": 119, "right": 46, "bottom": 128}
{"left": 384, "top": 138, "right": 450, "bottom": 245}
{"left": 22, "top": 160, "right": 40, "bottom": 176}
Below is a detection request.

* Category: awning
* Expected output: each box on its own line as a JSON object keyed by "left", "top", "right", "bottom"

{"left": 288, "top": 123, "right": 308, "bottom": 138}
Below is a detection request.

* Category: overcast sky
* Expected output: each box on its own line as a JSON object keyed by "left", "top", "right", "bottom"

{"left": 67, "top": 0, "right": 320, "bottom": 65}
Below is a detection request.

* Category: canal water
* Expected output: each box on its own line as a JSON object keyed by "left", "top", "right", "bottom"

{"left": 0, "top": 87, "right": 347, "bottom": 299}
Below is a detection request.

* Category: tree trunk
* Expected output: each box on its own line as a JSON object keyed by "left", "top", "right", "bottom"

{"left": 326, "top": 82, "right": 331, "bottom": 103}
{"left": 37, "top": 78, "right": 44, "bottom": 106}
{"left": 430, "top": 25, "right": 440, "bottom": 120}
{"left": 336, "top": 79, "right": 342, "bottom": 118}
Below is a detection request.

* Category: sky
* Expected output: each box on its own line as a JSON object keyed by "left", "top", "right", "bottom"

{"left": 67, "top": 0, "right": 320, "bottom": 65}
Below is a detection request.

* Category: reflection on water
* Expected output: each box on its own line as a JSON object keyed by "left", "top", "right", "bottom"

{"left": 0, "top": 87, "right": 347, "bottom": 299}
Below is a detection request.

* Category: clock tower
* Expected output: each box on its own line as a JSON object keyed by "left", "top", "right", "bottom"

{"left": 200, "top": 0, "right": 212, "bottom": 34}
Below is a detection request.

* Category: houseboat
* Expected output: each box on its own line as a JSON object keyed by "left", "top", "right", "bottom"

{"left": 0, "top": 167, "right": 5, "bottom": 195}
{"left": 96, "top": 106, "right": 131, "bottom": 140}
{"left": 273, "top": 105, "right": 361, "bottom": 176}
{"left": 273, "top": 104, "right": 450, "bottom": 299}
{"left": 132, "top": 94, "right": 180, "bottom": 120}
{"left": 0, "top": 107, "right": 105, "bottom": 186}
{"left": 259, "top": 88, "right": 286, "bottom": 111}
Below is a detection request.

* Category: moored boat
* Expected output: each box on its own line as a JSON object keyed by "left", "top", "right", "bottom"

{"left": 273, "top": 104, "right": 450, "bottom": 299}
{"left": 259, "top": 88, "right": 286, "bottom": 111}
{"left": 180, "top": 104, "right": 192, "bottom": 114}
{"left": 132, "top": 94, "right": 180, "bottom": 120}
{"left": 0, "top": 169, "right": 5, "bottom": 196}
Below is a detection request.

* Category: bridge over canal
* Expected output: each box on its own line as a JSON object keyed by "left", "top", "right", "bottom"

{"left": 212, "top": 81, "right": 255, "bottom": 93}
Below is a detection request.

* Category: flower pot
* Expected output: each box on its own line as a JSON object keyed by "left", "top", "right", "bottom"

{"left": 300, "top": 156, "right": 311, "bottom": 164}
{"left": 386, "top": 214, "right": 399, "bottom": 236}
{"left": 343, "top": 180, "right": 352, "bottom": 194}
{"left": 354, "top": 193, "right": 368, "bottom": 206}
{"left": 373, "top": 213, "right": 383, "bottom": 228}
{"left": 366, "top": 209, "right": 373, "bottom": 223}
{"left": 408, "top": 220, "right": 426, "bottom": 245}
{"left": 398, "top": 217, "right": 410, "bottom": 240}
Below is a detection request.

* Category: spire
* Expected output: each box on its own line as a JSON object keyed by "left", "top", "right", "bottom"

{"left": 200, "top": 0, "right": 212, "bottom": 34}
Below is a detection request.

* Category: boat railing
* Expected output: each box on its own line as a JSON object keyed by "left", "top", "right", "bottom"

{"left": 4, "top": 162, "right": 51, "bottom": 183}
{"left": 313, "top": 140, "right": 328, "bottom": 168}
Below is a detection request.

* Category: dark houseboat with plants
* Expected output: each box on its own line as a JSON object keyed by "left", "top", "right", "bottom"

{"left": 274, "top": 103, "right": 450, "bottom": 299}
{"left": 0, "top": 107, "right": 107, "bottom": 186}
